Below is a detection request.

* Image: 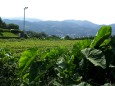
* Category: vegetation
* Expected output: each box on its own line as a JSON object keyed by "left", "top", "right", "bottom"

{"left": 0, "top": 26, "right": 115, "bottom": 85}
{"left": 0, "top": 39, "right": 78, "bottom": 58}
{"left": 1, "top": 16, "right": 115, "bottom": 85}
{"left": 18, "top": 26, "right": 115, "bottom": 85}
{"left": 0, "top": 17, "right": 19, "bottom": 30}
{"left": 26, "top": 31, "right": 48, "bottom": 39}
{"left": 1, "top": 17, "right": 96, "bottom": 39}
{"left": 4, "top": 19, "right": 99, "bottom": 36}
{"left": 0, "top": 17, "right": 21, "bottom": 38}
{"left": 0, "top": 48, "right": 20, "bottom": 86}
{"left": 0, "top": 32, "right": 19, "bottom": 37}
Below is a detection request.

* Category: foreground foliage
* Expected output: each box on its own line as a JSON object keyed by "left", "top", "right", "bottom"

{"left": 0, "top": 48, "right": 20, "bottom": 86}
{"left": 18, "top": 26, "right": 115, "bottom": 85}
{"left": 1, "top": 25, "right": 115, "bottom": 86}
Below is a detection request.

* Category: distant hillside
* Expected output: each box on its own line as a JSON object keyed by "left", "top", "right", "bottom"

{"left": 3, "top": 17, "right": 42, "bottom": 22}
{"left": 3, "top": 18, "right": 115, "bottom": 37}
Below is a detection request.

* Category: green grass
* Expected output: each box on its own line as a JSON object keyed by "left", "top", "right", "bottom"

{"left": 0, "top": 28, "right": 19, "bottom": 37}
{"left": 1, "top": 32, "right": 18, "bottom": 37}
{"left": 0, "top": 39, "right": 78, "bottom": 57}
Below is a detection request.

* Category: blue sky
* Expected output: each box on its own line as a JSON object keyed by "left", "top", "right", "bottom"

{"left": 0, "top": 0, "right": 115, "bottom": 24}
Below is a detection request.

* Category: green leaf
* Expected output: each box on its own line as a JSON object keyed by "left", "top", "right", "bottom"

{"left": 29, "top": 62, "right": 39, "bottom": 83}
{"left": 100, "top": 38, "right": 111, "bottom": 47}
{"left": 29, "top": 61, "right": 48, "bottom": 84}
{"left": 101, "top": 83, "right": 113, "bottom": 86}
{"left": 22, "top": 73, "right": 29, "bottom": 85}
{"left": 81, "top": 48, "right": 106, "bottom": 69}
{"left": 40, "top": 47, "right": 67, "bottom": 61}
{"left": 53, "top": 80, "right": 62, "bottom": 86}
{"left": 76, "top": 82, "right": 91, "bottom": 86}
{"left": 19, "top": 48, "right": 38, "bottom": 77}
{"left": 90, "top": 26, "right": 112, "bottom": 48}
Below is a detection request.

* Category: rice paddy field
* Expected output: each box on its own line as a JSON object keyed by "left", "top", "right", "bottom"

{"left": 0, "top": 39, "right": 78, "bottom": 57}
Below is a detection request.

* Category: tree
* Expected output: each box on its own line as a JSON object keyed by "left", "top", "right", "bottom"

{"left": 64, "top": 35, "right": 72, "bottom": 40}
{"left": 48, "top": 35, "right": 60, "bottom": 40}
{"left": 38, "top": 32, "right": 48, "bottom": 38}
{"left": 0, "top": 17, "right": 7, "bottom": 29}
{"left": 0, "top": 17, "right": 3, "bottom": 28}
{"left": 2, "top": 22, "right": 7, "bottom": 29}
{"left": 7, "top": 23, "right": 19, "bottom": 29}
{"left": 26, "top": 31, "right": 48, "bottom": 39}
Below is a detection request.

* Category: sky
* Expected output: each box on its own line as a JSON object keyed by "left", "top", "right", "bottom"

{"left": 0, "top": 0, "right": 115, "bottom": 24}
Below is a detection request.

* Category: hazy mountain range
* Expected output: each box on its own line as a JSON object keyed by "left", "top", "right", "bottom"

{"left": 3, "top": 18, "right": 115, "bottom": 37}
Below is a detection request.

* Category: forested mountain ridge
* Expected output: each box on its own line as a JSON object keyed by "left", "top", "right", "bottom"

{"left": 3, "top": 18, "right": 115, "bottom": 37}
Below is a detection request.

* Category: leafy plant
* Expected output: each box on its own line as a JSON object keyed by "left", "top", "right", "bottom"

{"left": 81, "top": 26, "right": 115, "bottom": 85}
{"left": 18, "top": 26, "right": 115, "bottom": 85}
{"left": 0, "top": 48, "right": 20, "bottom": 86}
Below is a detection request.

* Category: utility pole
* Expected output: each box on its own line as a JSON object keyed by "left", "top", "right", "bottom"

{"left": 23, "top": 7, "right": 28, "bottom": 37}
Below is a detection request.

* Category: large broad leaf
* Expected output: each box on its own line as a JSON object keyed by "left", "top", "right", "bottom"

{"left": 19, "top": 48, "right": 38, "bottom": 77}
{"left": 81, "top": 48, "right": 106, "bottom": 69}
{"left": 90, "top": 26, "right": 112, "bottom": 48}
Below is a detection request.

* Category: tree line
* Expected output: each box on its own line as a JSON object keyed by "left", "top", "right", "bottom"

{"left": 0, "top": 17, "right": 19, "bottom": 30}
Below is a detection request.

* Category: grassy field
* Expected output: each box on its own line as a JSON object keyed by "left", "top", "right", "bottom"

{"left": 0, "top": 39, "right": 78, "bottom": 57}
{"left": 0, "top": 31, "right": 19, "bottom": 37}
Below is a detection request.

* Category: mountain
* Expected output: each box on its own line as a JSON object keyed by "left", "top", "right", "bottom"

{"left": 3, "top": 17, "right": 42, "bottom": 22}
{"left": 109, "top": 24, "right": 115, "bottom": 35}
{"left": 3, "top": 18, "right": 115, "bottom": 37}
{"left": 63, "top": 20, "right": 99, "bottom": 29}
